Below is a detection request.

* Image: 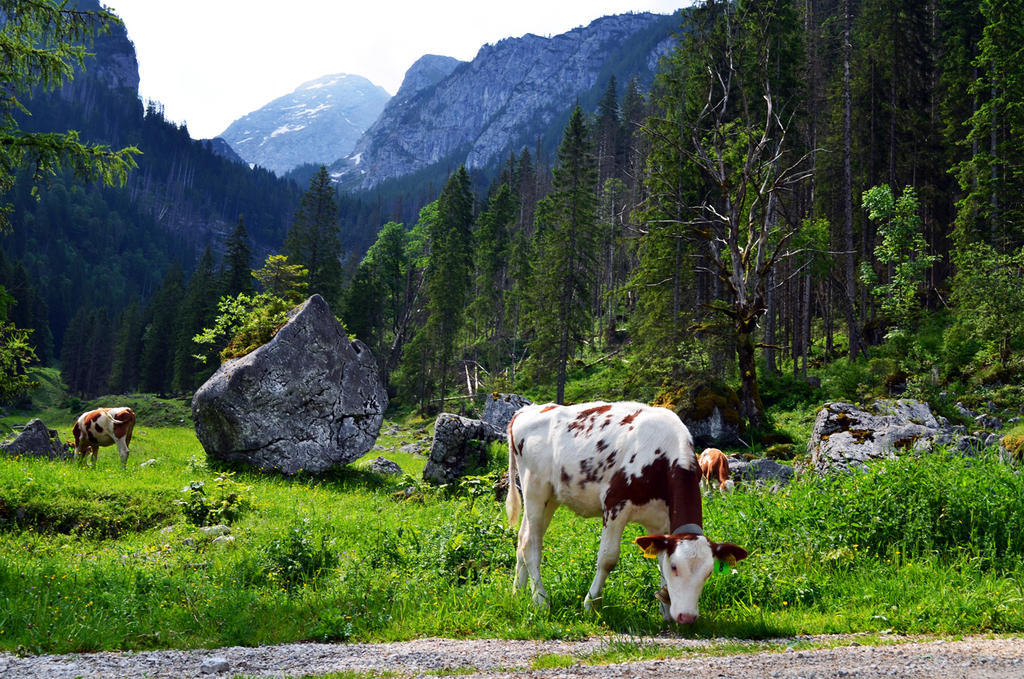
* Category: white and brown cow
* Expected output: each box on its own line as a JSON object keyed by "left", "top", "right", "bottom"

{"left": 699, "top": 447, "right": 735, "bottom": 492}
{"left": 72, "top": 407, "right": 136, "bottom": 469}
{"left": 506, "top": 401, "right": 747, "bottom": 624}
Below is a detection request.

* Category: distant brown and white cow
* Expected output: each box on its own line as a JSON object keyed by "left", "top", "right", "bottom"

{"left": 699, "top": 447, "right": 734, "bottom": 492}
{"left": 506, "top": 401, "right": 747, "bottom": 624}
{"left": 72, "top": 407, "right": 136, "bottom": 469}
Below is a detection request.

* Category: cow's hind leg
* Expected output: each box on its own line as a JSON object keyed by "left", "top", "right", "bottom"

{"left": 514, "top": 479, "right": 557, "bottom": 605}
{"left": 117, "top": 440, "right": 130, "bottom": 469}
{"left": 584, "top": 516, "right": 628, "bottom": 612}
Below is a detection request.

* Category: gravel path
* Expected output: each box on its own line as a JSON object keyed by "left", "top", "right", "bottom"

{"left": 2, "top": 635, "right": 1023, "bottom": 678}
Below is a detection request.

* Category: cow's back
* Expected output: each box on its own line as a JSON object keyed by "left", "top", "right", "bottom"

{"left": 510, "top": 402, "right": 696, "bottom": 519}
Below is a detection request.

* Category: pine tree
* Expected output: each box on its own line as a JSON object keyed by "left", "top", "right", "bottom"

{"left": 108, "top": 299, "right": 144, "bottom": 394}
{"left": 285, "top": 165, "right": 343, "bottom": 302}
{"left": 140, "top": 263, "right": 185, "bottom": 395}
{"left": 527, "top": 106, "right": 599, "bottom": 404}
{"left": 0, "top": 0, "right": 139, "bottom": 232}
{"left": 468, "top": 183, "right": 516, "bottom": 359}
{"left": 595, "top": 76, "right": 622, "bottom": 189}
{"left": 173, "top": 248, "right": 220, "bottom": 392}
{"left": 421, "top": 166, "right": 475, "bottom": 405}
{"left": 342, "top": 220, "right": 411, "bottom": 385}
{"left": 221, "top": 216, "right": 254, "bottom": 296}
{"left": 952, "top": 0, "right": 1024, "bottom": 249}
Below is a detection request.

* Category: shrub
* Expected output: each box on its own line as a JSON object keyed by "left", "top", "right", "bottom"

{"left": 428, "top": 505, "right": 515, "bottom": 584}
{"left": 265, "top": 519, "right": 338, "bottom": 589}
{"left": 177, "top": 474, "right": 248, "bottom": 527}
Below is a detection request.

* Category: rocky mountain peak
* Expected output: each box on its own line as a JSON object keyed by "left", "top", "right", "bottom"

{"left": 219, "top": 73, "right": 390, "bottom": 175}
{"left": 334, "top": 11, "right": 679, "bottom": 190}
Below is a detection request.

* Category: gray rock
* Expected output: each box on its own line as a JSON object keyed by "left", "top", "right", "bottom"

{"left": 368, "top": 456, "right": 403, "bottom": 475}
{"left": 422, "top": 414, "right": 505, "bottom": 484}
{"left": 481, "top": 393, "right": 532, "bottom": 432}
{"left": 191, "top": 294, "right": 388, "bottom": 475}
{"left": 974, "top": 414, "right": 1003, "bottom": 431}
{"left": 0, "top": 419, "right": 69, "bottom": 460}
{"left": 808, "top": 400, "right": 967, "bottom": 474}
{"left": 955, "top": 401, "right": 976, "bottom": 419}
{"left": 727, "top": 456, "right": 795, "bottom": 487}
{"left": 199, "top": 525, "right": 230, "bottom": 536}
{"left": 686, "top": 405, "right": 743, "bottom": 448}
{"left": 200, "top": 656, "right": 230, "bottom": 674}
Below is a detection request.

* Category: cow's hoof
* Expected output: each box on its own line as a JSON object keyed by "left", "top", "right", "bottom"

{"left": 655, "top": 586, "right": 671, "bottom": 605}
{"left": 583, "top": 593, "right": 603, "bottom": 612}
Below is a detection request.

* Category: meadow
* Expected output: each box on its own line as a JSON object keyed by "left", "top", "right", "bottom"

{"left": 1, "top": 395, "right": 1023, "bottom": 657}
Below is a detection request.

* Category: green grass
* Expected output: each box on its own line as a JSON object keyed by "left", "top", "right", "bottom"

{"left": 1, "top": 411, "right": 1023, "bottom": 655}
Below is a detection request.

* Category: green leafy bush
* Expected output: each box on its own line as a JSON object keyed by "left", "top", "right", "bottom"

{"left": 177, "top": 474, "right": 248, "bottom": 526}
{"left": 192, "top": 292, "right": 291, "bottom": 364}
{"left": 265, "top": 519, "right": 338, "bottom": 589}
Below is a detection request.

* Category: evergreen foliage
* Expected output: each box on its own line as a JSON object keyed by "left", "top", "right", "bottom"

{"left": 0, "top": 0, "right": 140, "bottom": 232}
{"left": 526, "top": 106, "right": 599, "bottom": 404}
{"left": 285, "top": 166, "right": 344, "bottom": 304}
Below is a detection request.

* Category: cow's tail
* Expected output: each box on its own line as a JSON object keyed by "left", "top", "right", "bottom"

{"left": 505, "top": 430, "right": 522, "bottom": 528}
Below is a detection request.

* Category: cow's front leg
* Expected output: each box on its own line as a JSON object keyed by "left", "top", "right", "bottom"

{"left": 584, "top": 517, "right": 625, "bottom": 612}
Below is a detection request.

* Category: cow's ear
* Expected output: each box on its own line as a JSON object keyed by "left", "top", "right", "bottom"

{"left": 710, "top": 541, "right": 748, "bottom": 566}
{"left": 635, "top": 534, "right": 671, "bottom": 558}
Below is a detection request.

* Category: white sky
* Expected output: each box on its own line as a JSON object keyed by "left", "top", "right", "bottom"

{"left": 107, "top": 1, "right": 686, "bottom": 140}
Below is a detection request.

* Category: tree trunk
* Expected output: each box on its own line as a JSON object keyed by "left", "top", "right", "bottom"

{"left": 736, "top": 321, "right": 765, "bottom": 431}
{"left": 765, "top": 268, "right": 777, "bottom": 373}
{"left": 843, "top": 0, "right": 860, "bottom": 362}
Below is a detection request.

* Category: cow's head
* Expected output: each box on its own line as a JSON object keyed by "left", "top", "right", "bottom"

{"left": 635, "top": 533, "right": 747, "bottom": 624}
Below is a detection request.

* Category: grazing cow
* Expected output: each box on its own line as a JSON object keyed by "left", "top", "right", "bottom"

{"left": 506, "top": 401, "right": 747, "bottom": 624}
{"left": 699, "top": 447, "right": 734, "bottom": 492}
{"left": 72, "top": 407, "right": 136, "bottom": 469}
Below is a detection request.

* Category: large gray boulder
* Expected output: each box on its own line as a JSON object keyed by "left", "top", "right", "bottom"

{"left": 191, "top": 294, "right": 387, "bottom": 475}
{"left": 808, "top": 399, "right": 967, "bottom": 475}
{"left": 726, "top": 455, "right": 795, "bottom": 487}
{"left": 422, "top": 414, "right": 505, "bottom": 484}
{"left": 0, "top": 419, "right": 69, "bottom": 460}
{"left": 481, "top": 393, "right": 532, "bottom": 432}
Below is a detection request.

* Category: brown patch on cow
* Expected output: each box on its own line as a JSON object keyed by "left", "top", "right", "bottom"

{"left": 577, "top": 456, "right": 605, "bottom": 486}
{"left": 539, "top": 404, "right": 559, "bottom": 413}
{"left": 581, "top": 405, "right": 612, "bottom": 418}
{"left": 596, "top": 439, "right": 608, "bottom": 452}
{"left": 111, "top": 409, "right": 135, "bottom": 442}
{"left": 604, "top": 454, "right": 702, "bottom": 528}
{"left": 507, "top": 411, "right": 520, "bottom": 435}
{"left": 567, "top": 404, "right": 614, "bottom": 438}
{"left": 507, "top": 412, "right": 522, "bottom": 456}
{"left": 619, "top": 409, "right": 642, "bottom": 426}
{"left": 560, "top": 469, "right": 571, "bottom": 485}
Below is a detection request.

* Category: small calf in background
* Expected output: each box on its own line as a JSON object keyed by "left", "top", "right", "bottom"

{"left": 698, "top": 447, "right": 734, "bottom": 492}
{"left": 72, "top": 407, "right": 136, "bottom": 469}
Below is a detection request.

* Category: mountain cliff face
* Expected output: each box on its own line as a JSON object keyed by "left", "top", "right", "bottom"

{"left": 220, "top": 74, "right": 390, "bottom": 175}
{"left": 334, "top": 12, "right": 678, "bottom": 189}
